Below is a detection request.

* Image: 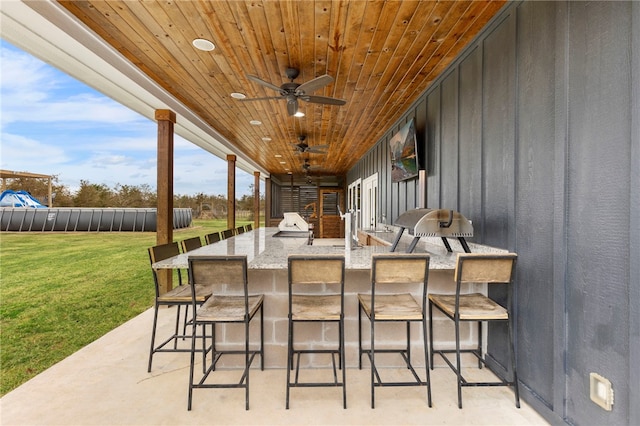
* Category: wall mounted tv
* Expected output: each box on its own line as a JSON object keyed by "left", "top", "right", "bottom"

{"left": 389, "top": 118, "right": 419, "bottom": 182}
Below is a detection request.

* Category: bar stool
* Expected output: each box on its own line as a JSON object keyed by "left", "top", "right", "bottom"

{"left": 286, "top": 254, "right": 346, "bottom": 409}
{"left": 204, "top": 231, "right": 221, "bottom": 244}
{"left": 187, "top": 255, "right": 264, "bottom": 411}
{"left": 147, "top": 242, "right": 212, "bottom": 372}
{"left": 358, "top": 253, "right": 432, "bottom": 408}
{"left": 180, "top": 236, "right": 202, "bottom": 253}
{"left": 428, "top": 253, "right": 519, "bottom": 408}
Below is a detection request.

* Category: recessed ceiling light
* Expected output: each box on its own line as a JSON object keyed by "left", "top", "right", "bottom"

{"left": 262, "top": 137, "right": 272, "bottom": 141}
{"left": 275, "top": 154, "right": 282, "bottom": 158}
{"left": 287, "top": 171, "right": 293, "bottom": 174}
{"left": 294, "top": 111, "right": 305, "bottom": 117}
{"left": 249, "top": 120, "right": 262, "bottom": 125}
{"left": 231, "top": 92, "right": 246, "bottom": 99}
{"left": 279, "top": 161, "right": 286, "bottom": 164}
{"left": 192, "top": 38, "right": 215, "bottom": 51}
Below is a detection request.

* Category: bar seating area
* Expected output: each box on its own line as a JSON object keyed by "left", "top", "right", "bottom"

{"left": 0, "top": 226, "right": 547, "bottom": 425}
{"left": 129, "top": 226, "right": 543, "bottom": 421}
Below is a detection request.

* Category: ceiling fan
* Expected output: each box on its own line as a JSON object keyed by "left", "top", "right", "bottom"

{"left": 293, "top": 135, "right": 327, "bottom": 154}
{"left": 302, "top": 158, "right": 322, "bottom": 173}
{"left": 242, "top": 68, "right": 346, "bottom": 116}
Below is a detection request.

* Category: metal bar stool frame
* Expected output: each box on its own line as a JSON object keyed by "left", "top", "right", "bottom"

{"left": 147, "top": 242, "right": 210, "bottom": 372}
{"left": 428, "top": 253, "right": 519, "bottom": 409}
{"left": 187, "top": 255, "right": 264, "bottom": 411}
{"left": 357, "top": 253, "right": 432, "bottom": 408}
{"left": 286, "top": 254, "right": 347, "bottom": 409}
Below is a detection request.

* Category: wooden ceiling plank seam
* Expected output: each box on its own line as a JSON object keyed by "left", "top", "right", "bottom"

{"left": 137, "top": 0, "right": 247, "bottom": 150}
{"left": 90, "top": 0, "right": 240, "bottom": 146}
{"left": 160, "top": 1, "right": 239, "bottom": 114}
{"left": 415, "top": 1, "right": 506, "bottom": 88}
{"left": 354, "top": 1, "right": 453, "bottom": 119}
{"left": 61, "top": 1, "right": 174, "bottom": 100}
{"left": 346, "top": 0, "right": 463, "bottom": 157}
{"left": 239, "top": 0, "right": 293, "bottom": 164}
{"left": 217, "top": 3, "right": 291, "bottom": 160}
{"left": 327, "top": 2, "right": 370, "bottom": 162}
{"left": 342, "top": 0, "right": 502, "bottom": 173}
{"left": 265, "top": 3, "right": 305, "bottom": 167}
{"left": 230, "top": 0, "right": 296, "bottom": 170}
{"left": 315, "top": 0, "right": 345, "bottom": 150}
{"left": 346, "top": 0, "right": 424, "bottom": 153}
{"left": 295, "top": 0, "right": 321, "bottom": 152}
{"left": 349, "top": 1, "right": 455, "bottom": 144}
{"left": 280, "top": 1, "right": 302, "bottom": 72}
{"left": 328, "top": 0, "right": 383, "bottom": 162}
{"left": 333, "top": 0, "right": 398, "bottom": 164}
{"left": 177, "top": 2, "right": 240, "bottom": 96}
{"left": 375, "top": 1, "right": 497, "bottom": 131}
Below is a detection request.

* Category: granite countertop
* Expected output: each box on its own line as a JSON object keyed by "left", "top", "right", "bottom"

{"left": 153, "top": 227, "right": 506, "bottom": 271}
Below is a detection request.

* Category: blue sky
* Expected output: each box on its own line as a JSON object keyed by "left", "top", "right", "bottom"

{"left": 0, "top": 41, "right": 256, "bottom": 197}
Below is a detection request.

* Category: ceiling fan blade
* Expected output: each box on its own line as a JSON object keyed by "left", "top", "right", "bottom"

{"left": 302, "top": 95, "right": 347, "bottom": 106}
{"left": 239, "top": 96, "right": 283, "bottom": 102}
{"left": 296, "top": 74, "right": 334, "bottom": 94}
{"left": 246, "top": 74, "right": 283, "bottom": 93}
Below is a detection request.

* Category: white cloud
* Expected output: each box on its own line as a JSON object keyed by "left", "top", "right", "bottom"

{"left": 0, "top": 42, "right": 255, "bottom": 196}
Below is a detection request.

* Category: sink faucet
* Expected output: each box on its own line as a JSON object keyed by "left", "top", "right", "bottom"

{"left": 381, "top": 214, "right": 389, "bottom": 231}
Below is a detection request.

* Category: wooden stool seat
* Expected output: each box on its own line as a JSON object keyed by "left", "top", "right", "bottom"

{"left": 428, "top": 293, "right": 508, "bottom": 320}
{"left": 358, "top": 293, "right": 423, "bottom": 320}
{"left": 291, "top": 294, "right": 342, "bottom": 320}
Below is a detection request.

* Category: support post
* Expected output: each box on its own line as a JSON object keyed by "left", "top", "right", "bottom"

{"left": 227, "top": 155, "right": 236, "bottom": 230}
{"left": 155, "top": 109, "right": 175, "bottom": 294}
{"left": 265, "top": 177, "right": 272, "bottom": 227}
{"left": 253, "top": 171, "right": 260, "bottom": 229}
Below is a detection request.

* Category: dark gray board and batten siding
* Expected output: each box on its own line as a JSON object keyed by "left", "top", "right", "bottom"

{"left": 347, "top": 1, "right": 639, "bottom": 425}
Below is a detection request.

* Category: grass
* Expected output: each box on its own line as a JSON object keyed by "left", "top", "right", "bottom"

{"left": 0, "top": 219, "right": 253, "bottom": 396}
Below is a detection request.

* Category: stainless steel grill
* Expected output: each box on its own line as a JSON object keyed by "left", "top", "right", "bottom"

{"left": 390, "top": 208, "right": 473, "bottom": 253}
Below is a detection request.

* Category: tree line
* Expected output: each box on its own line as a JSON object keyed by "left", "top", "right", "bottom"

{"left": 1, "top": 176, "right": 261, "bottom": 219}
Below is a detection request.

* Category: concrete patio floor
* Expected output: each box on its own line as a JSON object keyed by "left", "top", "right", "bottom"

{"left": 0, "top": 307, "right": 549, "bottom": 425}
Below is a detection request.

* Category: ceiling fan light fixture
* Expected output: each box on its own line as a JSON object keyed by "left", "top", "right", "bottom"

{"left": 231, "top": 92, "right": 246, "bottom": 99}
{"left": 192, "top": 38, "right": 215, "bottom": 51}
{"left": 294, "top": 110, "right": 305, "bottom": 117}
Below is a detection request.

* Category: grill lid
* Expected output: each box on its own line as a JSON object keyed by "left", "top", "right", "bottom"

{"left": 391, "top": 208, "right": 473, "bottom": 253}
{"left": 395, "top": 208, "right": 473, "bottom": 237}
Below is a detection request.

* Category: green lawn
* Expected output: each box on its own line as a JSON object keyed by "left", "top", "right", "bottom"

{"left": 0, "top": 219, "right": 252, "bottom": 396}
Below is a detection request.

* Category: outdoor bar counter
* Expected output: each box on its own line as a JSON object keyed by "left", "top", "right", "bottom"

{"left": 153, "top": 227, "right": 507, "bottom": 369}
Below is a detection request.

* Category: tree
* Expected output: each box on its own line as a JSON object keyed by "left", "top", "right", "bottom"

{"left": 73, "top": 181, "right": 113, "bottom": 207}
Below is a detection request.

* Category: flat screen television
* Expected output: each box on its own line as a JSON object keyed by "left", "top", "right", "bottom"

{"left": 389, "top": 118, "right": 419, "bottom": 182}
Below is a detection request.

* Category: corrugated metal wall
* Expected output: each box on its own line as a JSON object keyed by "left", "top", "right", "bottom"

{"left": 347, "top": 2, "right": 639, "bottom": 424}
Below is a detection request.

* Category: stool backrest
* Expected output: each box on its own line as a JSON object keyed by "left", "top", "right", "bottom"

{"left": 288, "top": 255, "right": 345, "bottom": 286}
{"left": 180, "top": 236, "right": 202, "bottom": 253}
{"left": 371, "top": 253, "right": 430, "bottom": 286}
{"left": 454, "top": 253, "right": 517, "bottom": 285}
{"left": 205, "top": 232, "right": 221, "bottom": 244}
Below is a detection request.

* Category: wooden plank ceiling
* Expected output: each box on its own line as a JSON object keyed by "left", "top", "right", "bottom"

{"left": 58, "top": 0, "right": 505, "bottom": 179}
